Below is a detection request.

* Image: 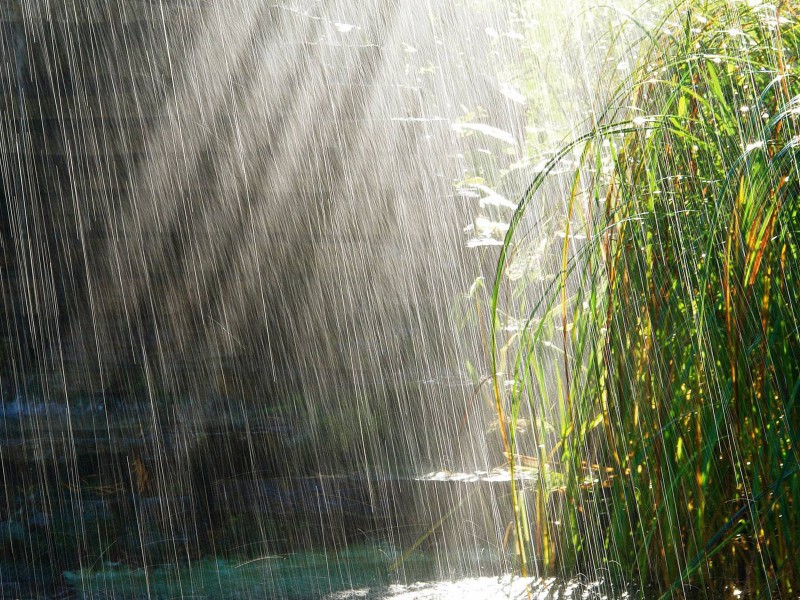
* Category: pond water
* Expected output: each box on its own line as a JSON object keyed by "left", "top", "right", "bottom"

{"left": 63, "top": 549, "right": 623, "bottom": 600}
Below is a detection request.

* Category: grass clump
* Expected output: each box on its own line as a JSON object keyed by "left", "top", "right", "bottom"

{"left": 492, "top": 0, "right": 800, "bottom": 595}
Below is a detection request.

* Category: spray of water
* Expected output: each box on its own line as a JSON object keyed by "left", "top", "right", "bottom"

{"left": 0, "top": 0, "right": 649, "bottom": 598}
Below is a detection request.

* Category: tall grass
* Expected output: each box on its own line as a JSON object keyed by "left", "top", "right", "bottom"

{"left": 492, "top": 0, "right": 800, "bottom": 595}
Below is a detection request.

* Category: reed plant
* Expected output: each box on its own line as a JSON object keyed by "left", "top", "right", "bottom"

{"left": 491, "top": 0, "right": 800, "bottom": 595}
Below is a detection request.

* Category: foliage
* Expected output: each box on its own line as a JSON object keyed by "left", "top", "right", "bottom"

{"left": 492, "top": 0, "right": 800, "bottom": 595}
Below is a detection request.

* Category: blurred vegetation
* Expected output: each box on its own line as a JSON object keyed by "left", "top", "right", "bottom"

{"left": 492, "top": 0, "right": 800, "bottom": 596}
